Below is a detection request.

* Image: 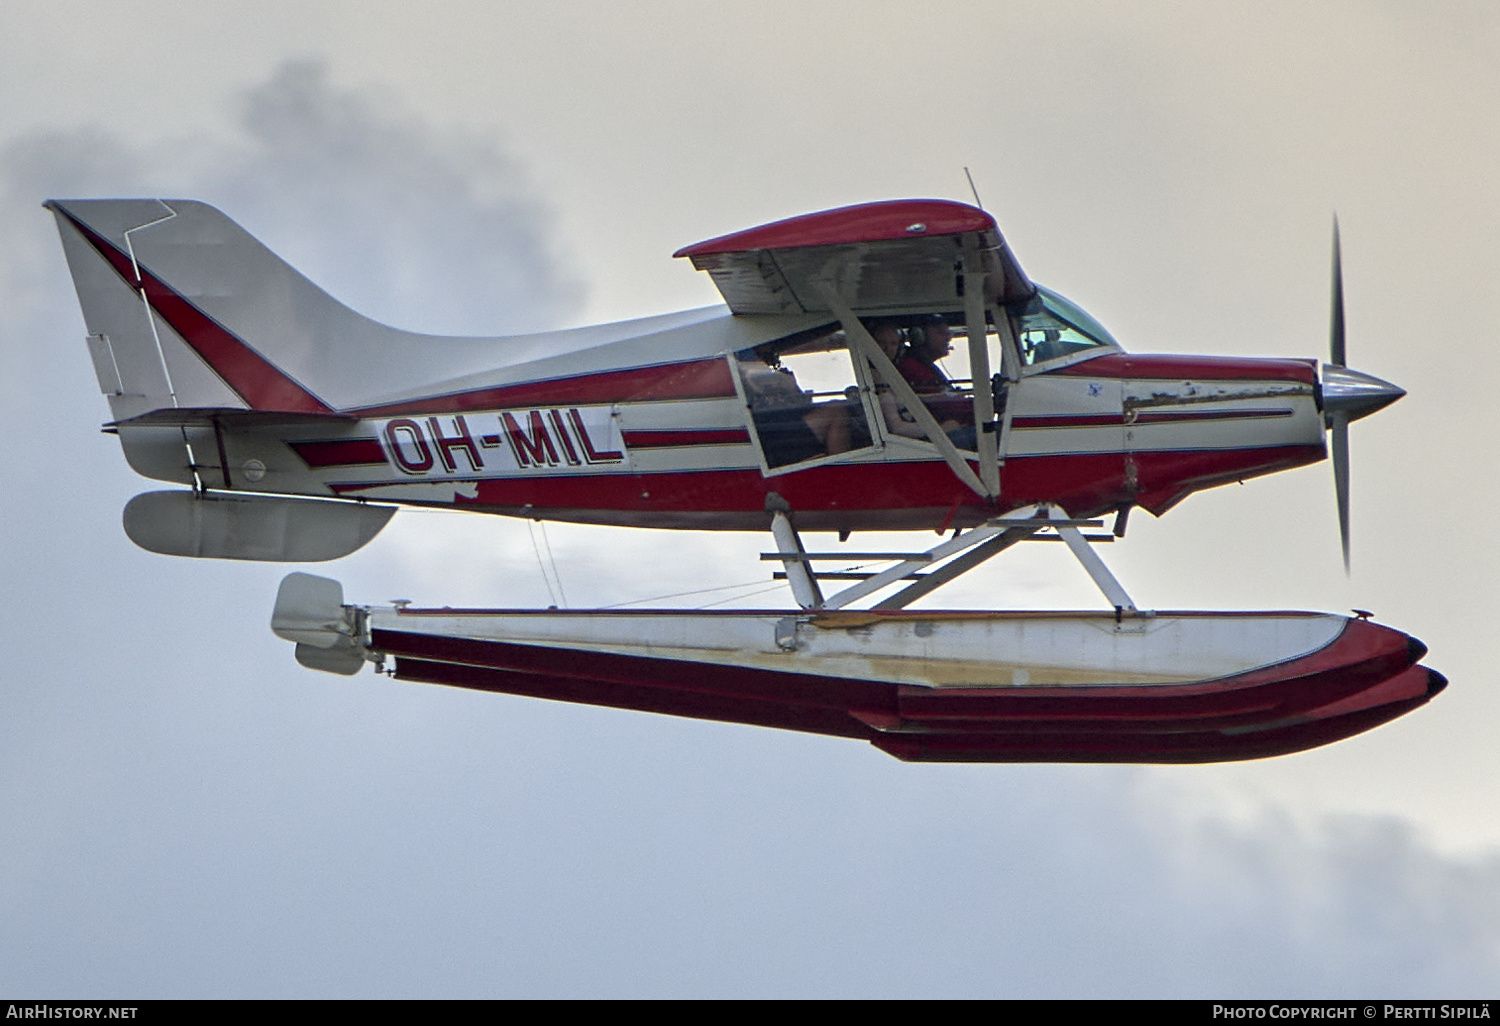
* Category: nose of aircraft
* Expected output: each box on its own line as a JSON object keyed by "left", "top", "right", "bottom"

{"left": 1321, "top": 364, "right": 1405, "bottom": 424}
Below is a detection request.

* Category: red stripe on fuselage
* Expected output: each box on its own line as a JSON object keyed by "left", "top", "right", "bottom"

{"left": 57, "top": 208, "right": 332, "bottom": 414}
{"left": 1010, "top": 414, "right": 1120, "bottom": 429}
{"left": 325, "top": 443, "right": 1321, "bottom": 532}
{"left": 1132, "top": 409, "right": 1293, "bottom": 424}
{"left": 621, "top": 428, "right": 752, "bottom": 448}
{"left": 349, "top": 358, "right": 738, "bottom": 416}
{"left": 1052, "top": 353, "right": 1317, "bottom": 384}
{"left": 1011, "top": 409, "right": 1293, "bottom": 430}
{"left": 290, "top": 438, "right": 388, "bottom": 468}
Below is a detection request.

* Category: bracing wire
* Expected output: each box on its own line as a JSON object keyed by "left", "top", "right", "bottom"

{"left": 398, "top": 504, "right": 920, "bottom": 610}
{"left": 601, "top": 557, "right": 896, "bottom": 610}
{"left": 537, "top": 520, "right": 567, "bottom": 608}
{"left": 697, "top": 582, "right": 795, "bottom": 609}
{"left": 600, "top": 578, "right": 775, "bottom": 609}
{"left": 526, "top": 519, "right": 559, "bottom": 607}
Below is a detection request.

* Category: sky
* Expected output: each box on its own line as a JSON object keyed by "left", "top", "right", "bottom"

{"left": 2, "top": 0, "right": 1499, "bottom": 997}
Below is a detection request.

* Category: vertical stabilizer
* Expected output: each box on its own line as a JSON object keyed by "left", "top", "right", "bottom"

{"left": 48, "top": 198, "right": 346, "bottom": 416}
{"left": 51, "top": 200, "right": 192, "bottom": 422}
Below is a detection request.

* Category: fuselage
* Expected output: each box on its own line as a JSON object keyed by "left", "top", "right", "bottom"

{"left": 52, "top": 196, "right": 1330, "bottom": 537}
{"left": 162, "top": 326, "right": 1326, "bottom": 533}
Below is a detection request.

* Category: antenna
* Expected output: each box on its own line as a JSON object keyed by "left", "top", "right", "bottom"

{"left": 963, "top": 167, "right": 985, "bottom": 210}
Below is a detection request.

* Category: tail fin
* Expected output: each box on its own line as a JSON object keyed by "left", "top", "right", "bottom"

{"left": 48, "top": 199, "right": 343, "bottom": 419}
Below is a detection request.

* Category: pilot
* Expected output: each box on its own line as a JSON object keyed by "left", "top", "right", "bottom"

{"left": 896, "top": 314, "right": 957, "bottom": 394}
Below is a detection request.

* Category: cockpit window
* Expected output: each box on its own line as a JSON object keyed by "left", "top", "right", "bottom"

{"left": 734, "top": 317, "right": 986, "bottom": 471}
{"left": 1013, "top": 286, "right": 1119, "bottom": 367}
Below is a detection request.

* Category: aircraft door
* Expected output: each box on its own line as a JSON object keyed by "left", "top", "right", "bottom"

{"left": 733, "top": 331, "right": 881, "bottom": 474}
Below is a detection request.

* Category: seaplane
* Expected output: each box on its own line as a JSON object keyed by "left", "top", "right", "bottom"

{"left": 46, "top": 196, "right": 1441, "bottom": 762}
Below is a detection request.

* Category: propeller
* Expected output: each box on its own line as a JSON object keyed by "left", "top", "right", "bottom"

{"left": 1329, "top": 219, "right": 1351, "bottom": 572}
{"left": 1321, "top": 217, "right": 1405, "bottom": 572}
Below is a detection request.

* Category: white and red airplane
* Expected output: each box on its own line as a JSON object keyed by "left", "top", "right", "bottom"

{"left": 48, "top": 196, "right": 1439, "bottom": 762}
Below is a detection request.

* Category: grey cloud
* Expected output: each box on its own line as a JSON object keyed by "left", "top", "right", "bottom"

{"left": 203, "top": 59, "right": 584, "bottom": 335}
{"left": 0, "top": 129, "right": 149, "bottom": 398}
{"left": 987, "top": 794, "right": 1500, "bottom": 996}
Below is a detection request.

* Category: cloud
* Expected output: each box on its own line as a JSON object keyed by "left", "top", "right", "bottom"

{"left": 981, "top": 782, "right": 1500, "bottom": 997}
{"left": 199, "top": 59, "right": 583, "bottom": 335}
{"left": 1, "top": 58, "right": 580, "bottom": 341}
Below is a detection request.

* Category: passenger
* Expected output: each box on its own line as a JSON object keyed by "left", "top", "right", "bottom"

{"left": 878, "top": 387, "right": 965, "bottom": 445}
{"left": 862, "top": 316, "right": 966, "bottom": 446}
{"left": 862, "top": 318, "right": 904, "bottom": 363}
{"left": 805, "top": 392, "right": 851, "bottom": 455}
{"left": 740, "top": 360, "right": 807, "bottom": 410}
{"left": 741, "top": 356, "right": 850, "bottom": 464}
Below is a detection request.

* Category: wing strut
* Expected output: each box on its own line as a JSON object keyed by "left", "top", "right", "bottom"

{"left": 1054, "top": 509, "right": 1137, "bottom": 613}
{"left": 961, "top": 237, "right": 1001, "bottom": 497}
{"left": 765, "top": 505, "right": 1137, "bottom": 613}
{"left": 815, "top": 285, "right": 995, "bottom": 501}
{"left": 817, "top": 517, "right": 1042, "bottom": 610}
{"left": 767, "top": 496, "right": 824, "bottom": 610}
{"left": 871, "top": 525, "right": 1035, "bottom": 610}
{"left": 991, "top": 288, "right": 1021, "bottom": 469}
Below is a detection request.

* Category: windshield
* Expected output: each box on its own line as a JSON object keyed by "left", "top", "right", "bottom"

{"left": 1012, "top": 286, "right": 1119, "bottom": 366}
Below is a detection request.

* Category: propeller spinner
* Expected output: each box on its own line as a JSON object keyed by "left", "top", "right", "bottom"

{"left": 1322, "top": 218, "right": 1405, "bottom": 572}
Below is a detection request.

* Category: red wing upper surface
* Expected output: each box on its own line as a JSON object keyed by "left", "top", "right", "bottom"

{"left": 675, "top": 199, "right": 1034, "bottom": 315}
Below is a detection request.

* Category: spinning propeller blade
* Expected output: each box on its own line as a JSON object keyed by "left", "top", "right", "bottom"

{"left": 1330, "top": 219, "right": 1350, "bottom": 572}
{"left": 1331, "top": 409, "right": 1351, "bottom": 573}
{"left": 1330, "top": 218, "right": 1346, "bottom": 368}
{"left": 1320, "top": 216, "right": 1404, "bottom": 573}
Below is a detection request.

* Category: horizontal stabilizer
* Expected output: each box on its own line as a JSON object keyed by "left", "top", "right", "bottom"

{"left": 108, "top": 407, "right": 356, "bottom": 429}
{"left": 124, "top": 491, "right": 394, "bottom": 561}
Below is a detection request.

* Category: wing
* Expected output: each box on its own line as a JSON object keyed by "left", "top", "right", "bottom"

{"left": 674, "top": 199, "right": 1034, "bottom": 315}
